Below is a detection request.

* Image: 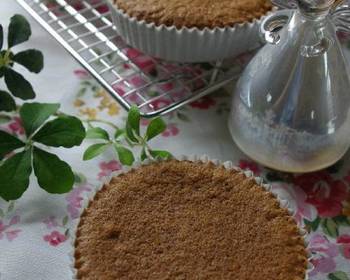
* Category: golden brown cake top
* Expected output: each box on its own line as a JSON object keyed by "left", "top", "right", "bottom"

{"left": 113, "top": 0, "right": 273, "bottom": 28}
{"left": 74, "top": 160, "right": 308, "bottom": 280}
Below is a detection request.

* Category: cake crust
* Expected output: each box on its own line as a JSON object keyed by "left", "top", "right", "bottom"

{"left": 112, "top": 0, "right": 273, "bottom": 29}
{"left": 74, "top": 160, "right": 308, "bottom": 280}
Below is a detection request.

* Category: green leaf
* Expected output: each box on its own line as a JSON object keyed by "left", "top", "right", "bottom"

{"left": 333, "top": 215, "right": 350, "bottom": 226}
{"left": 328, "top": 271, "right": 349, "bottom": 280}
{"left": 33, "top": 147, "right": 74, "bottom": 194}
{"left": 126, "top": 106, "right": 140, "bottom": 142}
{"left": 13, "top": 49, "right": 44, "bottom": 73}
{"left": 304, "top": 217, "right": 321, "bottom": 232}
{"left": 85, "top": 127, "right": 110, "bottom": 141}
{"left": 146, "top": 117, "right": 166, "bottom": 140}
{"left": 114, "top": 144, "right": 134, "bottom": 166}
{"left": 0, "top": 208, "right": 4, "bottom": 218}
{"left": 8, "top": 15, "right": 31, "bottom": 48}
{"left": 0, "top": 90, "right": 16, "bottom": 112}
{"left": 322, "top": 218, "right": 339, "bottom": 238}
{"left": 0, "top": 149, "right": 32, "bottom": 201}
{"left": 0, "top": 130, "right": 25, "bottom": 159}
{"left": 33, "top": 116, "right": 85, "bottom": 148}
{"left": 83, "top": 143, "right": 109, "bottom": 161}
{"left": 150, "top": 150, "right": 172, "bottom": 160}
{"left": 20, "top": 103, "right": 60, "bottom": 136}
{"left": 0, "top": 24, "right": 3, "bottom": 50}
{"left": 74, "top": 172, "right": 87, "bottom": 184}
{"left": 140, "top": 148, "right": 147, "bottom": 161}
{"left": 4, "top": 68, "right": 35, "bottom": 100}
{"left": 114, "top": 128, "right": 125, "bottom": 140}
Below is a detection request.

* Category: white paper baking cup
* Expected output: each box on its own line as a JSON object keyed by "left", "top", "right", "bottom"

{"left": 70, "top": 155, "right": 313, "bottom": 279}
{"left": 107, "top": 1, "right": 275, "bottom": 62}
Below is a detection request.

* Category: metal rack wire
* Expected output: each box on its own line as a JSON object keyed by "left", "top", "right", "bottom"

{"left": 16, "top": 0, "right": 242, "bottom": 117}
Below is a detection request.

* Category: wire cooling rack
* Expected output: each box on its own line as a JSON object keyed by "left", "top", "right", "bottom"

{"left": 16, "top": 0, "right": 243, "bottom": 117}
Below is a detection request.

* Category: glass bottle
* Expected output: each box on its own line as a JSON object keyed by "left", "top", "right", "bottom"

{"left": 229, "top": 0, "right": 350, "bottom": 172}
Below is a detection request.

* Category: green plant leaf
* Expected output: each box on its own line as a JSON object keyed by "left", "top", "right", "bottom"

{"left": 0, "top": 130, "right": 25, "bottom": 159}
{"left": 4, "top": 68, "right": 35, "bottom": 99}
{"left": 33, "top": 147, "right": 74, "bottom": 194}
{"left": 114, "top": 144, "right": 134, "bottom": 166}
{"left": 0, "top": 149, "right": 32, "bottom": 201}
{"left": 150, "top": 150, "right": 172, "bottom": 160}
{"left": 140, "top": 148, "right": 147, "bottom": 161}
{"left": 83, "top": 143, "right": 109, "bottom": 161}
{"left": 0, "top": 24, "right": 3, "bottom": 50}
{"left": 322, "top": 218, "right": 339, "bottom": 238}
{"left": 0, "top": 90, "right": 16, "bottom": 112}
{"left": 304, "top": 217, "right": 321, "bottom": 232}
{"left": 114, "top": 128, "right": 125, "bottom": 140}
{"left": 8, "top": 14, "right": 31, "bottom": 48}
{"left": 85, "top": 127, "right": 109, "bottom": 141}
{"left": 33, "top": 116, "right": 85, "bottom": 148}
{"left": 146, "top": 117, "right": 166, "bottom": 140}
{"left": 13, "top": 49, "right": 44, "bottom": 73}
{"left": 333, "top": 215, "right": 350, "bottom": 226}
{"left": 126, "top": 106, "right": 140, "bottom": 142}
{"left": 20, "top": 103, "right": 60, "bottom": 136}
{"left": 328, "top": 271, "right": 349, "bottom": 280}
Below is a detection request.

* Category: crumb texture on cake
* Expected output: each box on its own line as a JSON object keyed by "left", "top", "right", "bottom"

{"left": 75, "top": 160, "right": 308, "bottom": 280}
{"left": 113, "top": 0, "right": 272, "bottom": 28}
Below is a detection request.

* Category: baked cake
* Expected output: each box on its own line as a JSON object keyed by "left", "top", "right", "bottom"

{"left": 112, "top": 0, "right": 273, "bottom": 29}
{"left": 74, "top": 160, "right": 308, "bottom": 280}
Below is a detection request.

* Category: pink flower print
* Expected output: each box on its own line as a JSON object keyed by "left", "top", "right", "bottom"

{"left": 158, "top": 81, "right": 174, "bottom": 92}
{"left": 125, "top": 48, "right": 156, "bottom": 74}
{"left": 43, "top": 231, "right": 67, "bottom": 247}
{"left": 5, "top": 230, "right": 21, "bottom": 242}
{"left": 0, "top": 221, "right": 6, "bottom": 240}
{"left": 150, "top": 98, "right": 172, "bottom": 110}
{"left": 337, "top": 234, "right": 350, "bottom": 259}
{"left": 162, "top": 124, "right": 179, "bottom": 137}
{"left": 0, "top": 218, "right": 22, "bottom": 242}
{"left": 74, "top": 69, "right": 90, "bottom": 80}
{"left": 98, "top": 160, "right": 122, "bottom": 180}
{"left": 141, "top": 119, "right": 150, "bottom": 127}
{"left": 9, "top": 215, "right": 20, "bottom": 226}
{"left": 43, "top": 216, "right": 58, "bottom": 229}
{"left": 190, "top": 96, "right": 216, "bottom": 110}
{"left": 294, "top": 171, "right": 349, "bottom": 218}
{"left": 66, "top": 185, "right": 92, "bottom": 219}
{"left": 89, "top": 0, "right": 109, "bottom": 14}
{"left": 270, "top": 183, "right": 318, "bottom": 224}
{"left": 238, "top": 159, "right": 261, "bottom": 176}
{"left": 308, "top": 234, "right": 339, "bottom": 277}
{"left": 8, "top": 117, "right": 24, "bottom": 135}
{"left": 128, "top": 75, "right": 147, "bottom": 88}
{"left": 113, "top": 83, "right": 126, "bottom": 96}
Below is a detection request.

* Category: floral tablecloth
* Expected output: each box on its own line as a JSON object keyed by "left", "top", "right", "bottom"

{"left": 1, "top": 1, "right": 350, "bottom": 279}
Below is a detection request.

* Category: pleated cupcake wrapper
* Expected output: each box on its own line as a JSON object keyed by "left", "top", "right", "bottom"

{"left": 107, "top": 1, "right": 276, "bottom": 62}
{"left": 69, "top": 155, "right": 313, "bottom": 279}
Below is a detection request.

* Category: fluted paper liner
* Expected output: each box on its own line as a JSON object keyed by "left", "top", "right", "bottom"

{"left": 107, "top": 1, "right": 276, "bottom": 62}
{"left": 70, "top": 155, "right": 313, "bottom": 279}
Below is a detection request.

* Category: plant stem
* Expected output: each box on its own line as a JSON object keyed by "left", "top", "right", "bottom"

{"left": 83, "top": 119, "right": 119, "bottom": 130}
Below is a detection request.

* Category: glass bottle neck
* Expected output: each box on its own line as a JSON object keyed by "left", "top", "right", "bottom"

{"left": 297, "top": 0, "right": 334, "bottom": 20}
